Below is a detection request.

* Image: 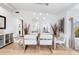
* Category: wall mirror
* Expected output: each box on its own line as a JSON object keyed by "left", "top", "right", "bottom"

{"left": 0, "top": 15, "right": 6, "bottom": 29}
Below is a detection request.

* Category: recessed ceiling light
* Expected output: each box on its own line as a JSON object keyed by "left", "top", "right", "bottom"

{"left": 40, "top": 13, "right": 42, "bottom": 15}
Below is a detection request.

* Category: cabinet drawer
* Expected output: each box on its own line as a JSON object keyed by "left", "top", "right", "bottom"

{"left": 0, "top": 40, "right": 4, "bottom": 47}
{"left": 0, "top": 35, "right": 4, "bottom": 47}
{"left": 0, "top": 35, "right": 4, "bottom": 40}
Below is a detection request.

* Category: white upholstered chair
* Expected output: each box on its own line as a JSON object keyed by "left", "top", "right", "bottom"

{"left": 54, "top": 32, "right": 66, "bottom": 49}
{"left": 24, "top": 33, "right": 38, "bottom": 51}
{"left": 38, "top": 33, "right": 53, "bottom": 53}
{"left": 24, "top": 34, "right": 38, "bottom": 45}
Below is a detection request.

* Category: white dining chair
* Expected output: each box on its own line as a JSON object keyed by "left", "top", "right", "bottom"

{"left": 54, "top": 32, "right": 66, "bottom": 49}
{"left": 39, "top": 33, "right": 53, "bottom": 53}
{"left": 24, "top": 34, "right": 38, "bottom": 52}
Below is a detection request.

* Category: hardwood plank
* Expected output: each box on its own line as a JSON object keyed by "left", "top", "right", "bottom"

{"left": 0, "top": 43, "right": 79, "bottom": 55}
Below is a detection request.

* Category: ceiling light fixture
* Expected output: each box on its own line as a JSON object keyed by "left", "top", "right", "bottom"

{"left": 40, "top": 13, "right": 42, "bottom": 15}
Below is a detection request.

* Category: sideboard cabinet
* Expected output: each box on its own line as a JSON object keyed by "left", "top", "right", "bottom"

{"left": 0, "top": 33, "right": 13, "bottom": 48}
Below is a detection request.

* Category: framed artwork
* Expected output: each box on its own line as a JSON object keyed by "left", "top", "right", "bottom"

{"left": 0, "top": 15, "right": 6, "bottom": 29}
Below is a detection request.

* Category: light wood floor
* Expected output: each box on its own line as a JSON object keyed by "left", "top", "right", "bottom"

{"left": 0, "top": 43, "right": 79, "bottom": 55}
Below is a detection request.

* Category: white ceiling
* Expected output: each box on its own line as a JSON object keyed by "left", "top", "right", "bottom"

{"left": 70, "top": 4, "right": 79, "bottom": 11}
{"left": 8, "top": 3, "right": 77, "bottom": 15}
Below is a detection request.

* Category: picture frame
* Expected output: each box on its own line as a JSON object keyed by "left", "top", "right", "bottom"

{"left": 0, "top": 15, "right": 6, "bottom": 29}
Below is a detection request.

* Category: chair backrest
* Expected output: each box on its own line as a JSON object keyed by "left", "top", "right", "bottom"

{"left": 58, "top": 32, "right": 65, "bottom": 42}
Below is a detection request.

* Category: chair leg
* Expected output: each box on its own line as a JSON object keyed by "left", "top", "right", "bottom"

{"left": 63, "top": 44, "right": 66, "bottom": 50}
{"left": 24, "top": 45, "right": 28, "bottom": 52}
{"left": 48, "top": 45, "right": 53, "bottom": 53}
{"left": 50, "top": 45, "right": 53, "bottom": 53}
{"left": 54, "top": 43, "right": 56, "bottom": 50}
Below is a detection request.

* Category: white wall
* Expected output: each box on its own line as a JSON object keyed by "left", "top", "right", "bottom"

{"left": 0, "top": 6, "right": 59, "bottom": 37}
{"left": 0, "top": 6, "right": 19, "bottom": 35}
{"left": 15, "top": 10, "right": 59, "bottom": 33}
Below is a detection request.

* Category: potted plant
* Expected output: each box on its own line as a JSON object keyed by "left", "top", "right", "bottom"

{"left": 75, "top": 27, "right": 79, "bottom": 38}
